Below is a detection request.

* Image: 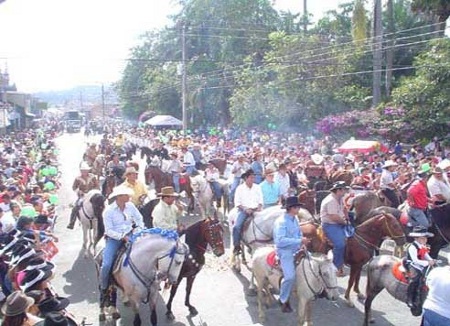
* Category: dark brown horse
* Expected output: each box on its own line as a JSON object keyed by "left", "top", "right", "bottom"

{"left": 165, "top": 215, "right": 225, "bottom": 320}
{"left": 144, "top": 165, "right": 195, "bottom": 213}
{"left": 101, "top": 173, "right": 122, "bottom": 198}
{"left": 343, "top": 213, "right": 406, "bottom": 307}
{"left": 427, "top": 203, "right": 450, "bottom": 258}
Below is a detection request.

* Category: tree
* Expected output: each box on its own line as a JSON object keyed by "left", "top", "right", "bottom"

{"left": 411, "top": 0, "right": 450, "bottom": 34}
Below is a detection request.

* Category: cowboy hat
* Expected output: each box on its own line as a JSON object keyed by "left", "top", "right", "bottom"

{"left": 41, "top": 311, "right": 69, "bottom": 326}
{"left": 329, "top": 181, "right": 350, "bottom": 191}
{"left": 417, "top": 163, "right": 431, "bottom": 176}
{"left": 432, "top": 166, "right": 444, "bottom": 174}
{"left": 382, "top": 160, "right": 398, "bottom": 169}
{"left": 157, "top": 186, "right": 180, "bottom": 197}
{"left": 38, "top": 296, "right": 70, "bottom": 315}
{"left": 311, "top": 153, "right": 324, "bottom": 165}
{"left": 264, "top": 167, "right": 277, "bottom": 176}
{"left": 25, "top": 257, "right": 55, "bottom": 272}
{"left": 108, "top": 186, "right": 134, "bottom": 200}
{"left": 241, "top": 168, "right": 255, "bottom": 179}
{"left": 282, "top": 196, "right": 304, "bottom": 209}
{"left": 20, "top": 269, "right": 53, "bottom": 292}
{"left": 124, "top": 166, "right": 138, "bottom": 176}
{"left": 79, "top": 162, "right": 91, "bottom": 171}
{"left": 408, "top": 226, "right": 434, "bottom": 238}
{"left": 1, "top": 291, "right": 34, "bottom": 316}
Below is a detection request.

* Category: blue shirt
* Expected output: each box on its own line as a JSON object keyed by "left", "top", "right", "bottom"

{"left": 273, "top": 213, "right": 302, "bottom": 253}
{"left": 103, "top": 201, "right": 144, "bottom": 241}
{"left": 260, "top": 180, "right": 281, "bottom": 206}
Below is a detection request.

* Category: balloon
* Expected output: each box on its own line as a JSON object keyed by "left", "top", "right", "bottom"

{"left": 44, "top": 181, "right": 56, "bottom": 191}
{"left": 49, "top": 194, "right": 59, "bottom": 205}
{"left": 20, "top": 206, "right": 37, "bottom": 218}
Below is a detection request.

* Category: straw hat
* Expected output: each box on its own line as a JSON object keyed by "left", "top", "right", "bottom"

{"left": 124, "top": 166, "right": 138, "bottom": 176}
{"left": 108, "top": 186, "right": 134, "bottom": 200}
{"left": 264, "top": 167, "right": 277, "bottom": 176}
{"left": 79, "top": 162, "right": 91, "bottom": 171}
{"left": 157, "top": 186, "right": 180, "bottom": 197}
{"left": 1, "top": 291, "right": 34, "bottom": 316}
{"left": 382, "top": 160, "right": 398, "bottom": 169}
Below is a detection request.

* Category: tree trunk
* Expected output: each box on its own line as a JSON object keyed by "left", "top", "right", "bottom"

{"left": 372, "top": 0, "right": 383, "bottom": 107}
{"left": 385, "top": 0, "right": 395, "bottom": 97}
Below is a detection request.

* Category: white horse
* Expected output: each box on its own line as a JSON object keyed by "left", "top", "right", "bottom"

{"left": 99, "top": 229, "right": 189, "bottom": 326}
{"left": 190, "top": 173, "right": 214, "bottom": 218}
{"left": 252, "top": 247, "right": 339, "bottom": 325}
{"left": 227, "top": 206, "right": 313, "bottom": 272}
{"left": 78, "top": 189, "right": 105, "bottom": 258}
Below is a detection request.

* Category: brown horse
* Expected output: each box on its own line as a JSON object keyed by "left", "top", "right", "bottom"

{"left": 101, "top": 173, "right": 122, "bottom": 198}
{"left": 298, "top": 188, "right": 316, "bottom": 217}
{"left": 344, "top": 213, "right": 406, "bottom": 307}
{"left": 427, "top": 203, "right": 450, "bottom": 258}
{"left": 351, "top": 191, "right": 391, "bottom": 223}
{"left": 328, "top": 170, "right": 354, "bottom": 186}
{"left": 144, "top": 165, "right": 195, "bottom": 213}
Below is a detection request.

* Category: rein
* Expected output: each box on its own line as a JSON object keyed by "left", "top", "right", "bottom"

{"left": 301, "top": 254, "right": 337, "bottom": 298}
{"left": 81, "top": 201, "right": 95, "bottom": 229}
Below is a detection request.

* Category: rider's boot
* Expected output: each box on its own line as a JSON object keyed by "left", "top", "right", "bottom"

{"left": 67, "top": 206, "right": 79, "bottom": 229}
{"left": 99, "top": 288, "right": 108, "bottom": 308}
{"left": 406, "top": 281, "right": 418, "bottom": 308}
{"left": 233, "top": 244, "right": 241, "bottom": 255}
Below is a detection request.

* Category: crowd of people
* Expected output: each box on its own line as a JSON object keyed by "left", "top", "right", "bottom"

{"left": 0, "top": 128, "right": 76, "bottom": 325}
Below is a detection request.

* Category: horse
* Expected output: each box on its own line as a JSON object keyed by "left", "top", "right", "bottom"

{"left": 140, "top": 146, "right": 154, "bottom": 164}
{"left": 165, "top": 215, "right": 225, "bottom": 320}
{"left": 190, "top": 173, "right": 214, "bottom": 218}
{"left": 78, "top": 189, "right": 106, "bottom": 258}
{"left": 252, "top": 249, "right": 339, "bottom": 325}
{"left": 92, "top": 154, "right": 106, "bottom": 177}
{"left": 101, "top": 172, "right": 123, "bottom": 198}
{"left": 144, "top": 164, "right": 195, "bottom": 213}
{"left": 351, "top": 190, "right": 398, "bottom": 221}
{"left": 98, "top": 229, "right": 189, "bottom": 326}
{"left": 427, "top": 203, "right": 450, "bottom": 258}
{"left": 343, "top": 213, "right": 406, "bottom": 307}
{"left": 298, "top": 188, "right": 316, "bottom": 217}
{"left": 328, "top": 170, "right": 354, "bottom": 187}
{"left": 364, "top": 255, "right": 433, "bottom": 325}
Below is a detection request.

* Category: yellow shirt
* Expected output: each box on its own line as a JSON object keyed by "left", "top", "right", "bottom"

{"left": 121, "top": 180, "right": 148, "bottom": 206}
{"left": 152, "top": 200, "right": 182, "bottom": 231}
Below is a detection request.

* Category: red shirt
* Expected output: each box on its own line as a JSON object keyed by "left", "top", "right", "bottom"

{"left": 407, "top": 179, "right": 428, "bottom": 210}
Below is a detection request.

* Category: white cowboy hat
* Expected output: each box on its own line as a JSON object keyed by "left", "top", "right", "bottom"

{"left": 79, "top": 162, "right": 91, "bottom": 171}
{"left": 382, "top": 160, "right": 398, "bottom": 169}
{"left": 311, "top": 153, "right": 324, "bottom": 165}
{"left": 124, "top": 166, "right": 138, "bottom": 175}
{"left": 438, "top": 159, "right": 450, "bottom": 170}
{"left": 108, "top": 186, "right": 134, "bottom": 200}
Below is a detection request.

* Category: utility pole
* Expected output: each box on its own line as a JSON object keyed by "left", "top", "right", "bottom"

{"left": 181, "top": 21, "right": 187, "bottom": 134}
{"left": 372, "top": 0, "right": 383, "bottom": 107}
{"left": 303, "top": 0, "right": 308, "bottom": 32}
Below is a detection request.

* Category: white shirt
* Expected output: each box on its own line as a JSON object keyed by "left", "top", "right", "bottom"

{"left": 275, "top": 172, "right": 290, "bottom": 197}
{"left": 380, "top": 169, "right": 395, "bottom": 190}
{"left": 423, "top": 266, "right": 450, "bottom": 319}
{"left": 427, "top": 176, "right": 450, "bottom": 202}
{"left": 183, "top": 151, "right": 195, "bottom": 166}
{"left": 234, "top": 183, "right": 263, "bottom": 209}
{"left": 103, "top": 201, "right": 144, "bottom": 241}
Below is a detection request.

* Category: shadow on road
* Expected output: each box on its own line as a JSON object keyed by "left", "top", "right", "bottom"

{"left": 62, "top": 248, "right": 98, "bottom": 305}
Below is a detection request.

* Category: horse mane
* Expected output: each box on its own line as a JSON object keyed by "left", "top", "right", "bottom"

{"left": 185, "top": 220, "right": 204, "bottom": 247}
{"left": 357, "top": 212, "right": 391, "bottom": 228}
{"left": 431, "top": 204, "right": 450, "bottom": 229}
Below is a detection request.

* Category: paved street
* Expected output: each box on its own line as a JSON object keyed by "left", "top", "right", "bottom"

{"left": 52, "top": 132, "right": 425, "bottom": 326}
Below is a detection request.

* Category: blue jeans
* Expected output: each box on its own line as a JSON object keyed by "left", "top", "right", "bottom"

{"left": 232, "top": 209, "right": 247, "bottom": 247}
{"left": 210, "top": 181, "right": 222, "bottom": 201}
{"left": 322, "top": 223, "right": 346, "bottom": 269}
{"left": 185, "top": 166, "right": 195, "bottom": 176}
{"left": 100, "top": 237, "right": 123, "bottom": 290}
{"left": 408, "top": 207, "right": 430, "bottom": 228}
{"left": 423, "top": 309, "right": 450, "bottom": 326}
{"left": 230, "top": 177, "right": 241, "bottom": 205}
{"left": 172, "top": 173, "right": 180, "bottom": 193}
{"left": 278, "top": 251, "right": 296, "bottom": 303}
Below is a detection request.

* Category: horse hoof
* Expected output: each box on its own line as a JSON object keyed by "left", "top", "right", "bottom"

{"left": 346, "top": 299, "right": 355, "bottom": 308}
{"left": 370, "top": 318, "right": 376, "bottom": 323}
{"left": 166, "top": 311, "right": 175, "bottom": 321}
{"left": 232, "top": 266, "right": 241, "bottom": 274}
{"left": 357, "top": 293, "right": 366, "bottom": 301}
{"left": 189, "top": 307, "right": 198, "bottom": 316}
{"left": 99, "top": 313, "right": 106, "bottom": 322}
{"left": 112, "top": 312, "right": 121, "bottom": 320}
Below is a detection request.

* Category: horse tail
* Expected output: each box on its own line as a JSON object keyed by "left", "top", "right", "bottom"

{"left": 96, "top": 215, "right": 105, "bottom": 246}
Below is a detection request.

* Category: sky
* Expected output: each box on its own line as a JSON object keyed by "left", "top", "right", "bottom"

{"left": 0, "top": 0, "right": 346, "bottom": 93}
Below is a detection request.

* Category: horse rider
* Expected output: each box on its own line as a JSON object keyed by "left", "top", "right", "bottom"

{"left": 273, "top": 196, "right": 305, "bottom": 313}
{"left": 427, "top": 167, "right": 450, "bottom": 204}
{"left": 320, "top": 181, "right": 350, "bottom": 277}
{"left": 404, "top": 226, "right": 436, "bottom": 311}
{"left": 100, "top": 133, "right": 110, "bottom": 154}
{"left": 275, "top": 163, "right": 290, "bottom": 200}
{"left": 260, "top": 167, "right": 281, "bottom": 208}
{"left": 286, "top": 157, "right": 300, "bottom": 194}
{"left": 99, "top": 185, "right": 144, "bottom": 304}
{"left": 152, "top": 186, "right": 184, "bottom": 233}
{"left": 422, "top": 265, "right": 450, "bottom": 325}
{"left": 191, "top": 143, "right": 204, "bottom": 170}
{"left": 113, "top": 132, "right": 125, "bottom": 152}
{"left": 380, "top": 160, "right": 400, "bottom": 208}
{"left": 204, "top": 161, "right": 222, "bottom": 208}
{"left": 106, "top": 152, "right": 126, "bottom": 182}
{"left": 232, "top": 169, "right": 263, "bottom": 254}
{"left": 167, "top": 151, "right": 183, "bottom": 193}
{"left": 67, "top": 162, "right": 99, "bottom": 229}
{"left": 181, "top": 146, "right": 196, "bottom": 176}
{"left": 153, "top": 139, "right": 170, "bottom": 161}
{"left": 84, "top": 143, "right": 98, "bottom": 166}
{"left": 230, "top": 154, "right": 250, "bottom": 206}
{"left": 120, "top": 166, "right": 148, "bottom": 207}
{"left": 250, "top": 152, "right": 264, "bottom": 184}
{"left": 407, "top": 165, "right": 434, "bottom": 229}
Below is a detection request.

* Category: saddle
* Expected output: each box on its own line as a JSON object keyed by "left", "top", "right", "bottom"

{"left": 179, "top": 174, "right": 188, "bottom": 185}
{"left": 266, "top": 249, "right": 307, "bottom": 270}
{"left": 392, "top": 260, "right": 410, "bottom": 284}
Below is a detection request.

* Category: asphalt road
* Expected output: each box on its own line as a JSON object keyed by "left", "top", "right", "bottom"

{"left": 51, "top": 131, "right": 428, "bottom": 326}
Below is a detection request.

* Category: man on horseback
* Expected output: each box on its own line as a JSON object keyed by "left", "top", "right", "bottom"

{"left": 99, "top": 186, "right": 144, "bottom": 303}
{"left": 380, "top": 160, "right": 400, "bottom": 208}
{"left": 106, "top": 153, "right": 126, "bottom": 183}
{"left": 67, "top": 162, "right": 99, "bottom": 229}
{"left": 232, "top": 169, "right": 263, "bottom": 254}
{"left": 427, "top": 167, "right": 450, "bottom": 204}
{"left": 205, "top": 161, "right": 222, "bottom": 208}
{"left": 320, "top": 181, "right": 350, "bottom": 277}
{"left": 260, "top": 167, "right": 281, "bottom": 208}
{"left": 405, "top": 226, "right": 436, "bottom": 311}
{"left": 407, "top": 166, "right": 434, "bottom": 229}
{"left": 181, "top": 146, "right": 196, "bottom": 176}
{"left": 273, "top": 196, "right": 304, "bottom": 313}
{"left": 152, "top": 186, "right": 184, "bottom": 232}
{"left": 120, "top": 166, "right": 148, "bottom": 207}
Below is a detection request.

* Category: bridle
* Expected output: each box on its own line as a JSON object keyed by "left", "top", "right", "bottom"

{"left": 302, "top": 253, "right": 338, "bottom": 298}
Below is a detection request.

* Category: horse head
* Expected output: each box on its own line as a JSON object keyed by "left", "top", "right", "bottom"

{"left": 378, "top": 213, "right": 406, "bottom": 246}
{"left": 310, "top": 253, "right": 339, "bottom": 301}
{"left": 90, "top": 193, "right": 106, "bottom": 220}
{"left": 203, "top": 216, "right": 225, "bottom": 257}
{"left": 156, "top": 238, "right": 189, "bottom": 285}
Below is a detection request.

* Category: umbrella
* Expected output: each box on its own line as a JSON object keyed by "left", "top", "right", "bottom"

{"left": 338, "top": 139, "right": 388, "bottom": 154}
